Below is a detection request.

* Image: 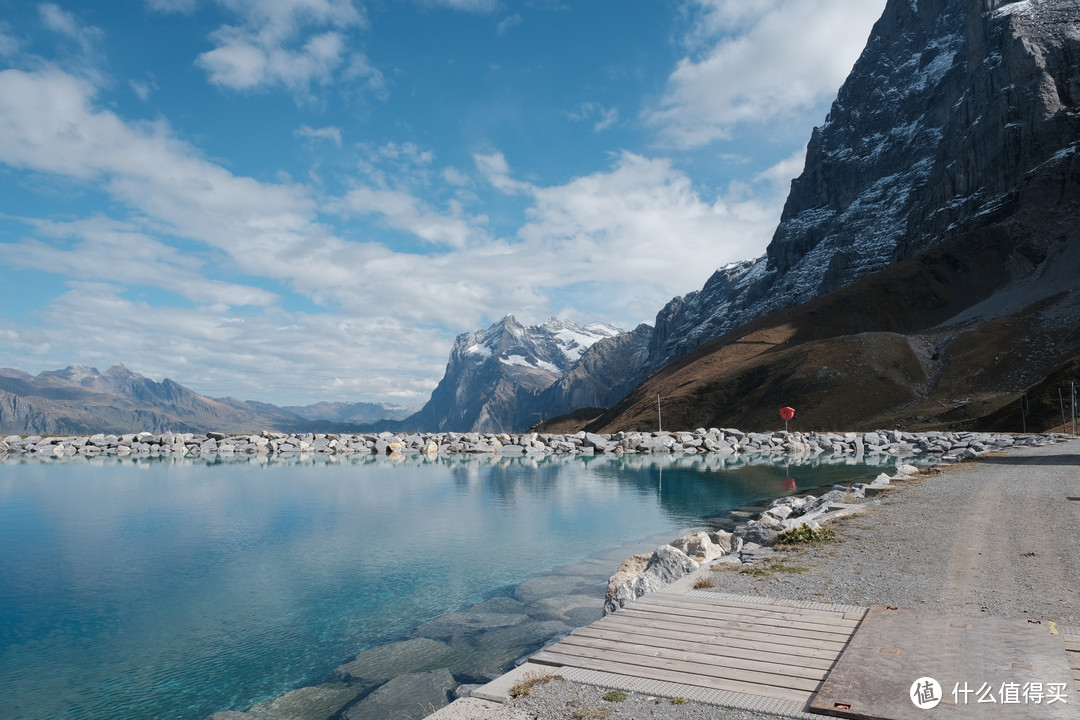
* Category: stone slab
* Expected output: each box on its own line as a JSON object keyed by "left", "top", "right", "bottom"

{"left": 810, "top": 605, "right": 1080, "bottom": 719}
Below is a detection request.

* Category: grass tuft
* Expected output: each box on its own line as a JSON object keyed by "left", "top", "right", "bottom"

{"left": 509, "top": 671, "right": 563, "bottom": 698}
{"left": 776, "top": 523, "right": 835, "bottom": 545}
{"left": 672, "top": 696, "right": 690, "bottom": 704}
{"left": 692, "top": 576, "right": 715, "bottom": 589}
{"left": 602, "top": 690, "right": 628, "bottom": 702}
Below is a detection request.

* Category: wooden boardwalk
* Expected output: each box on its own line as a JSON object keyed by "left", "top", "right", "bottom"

{"left": 531, "top": 592, "right": 866, "bottom": 706}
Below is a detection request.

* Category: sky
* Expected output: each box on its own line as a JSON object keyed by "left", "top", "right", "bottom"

{"left": 0, "top": 0, "right": 887, "bottom": 407}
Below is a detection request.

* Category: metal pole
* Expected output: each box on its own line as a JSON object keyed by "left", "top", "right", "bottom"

{"left": 1072, "top": 381, "right": 1077, "bottom": 436}
{"left": 657, "top": 394, "right": 662, "bottom": 433}
{"left": 1061, "top": 388, "right": 1067, "bottom": 433}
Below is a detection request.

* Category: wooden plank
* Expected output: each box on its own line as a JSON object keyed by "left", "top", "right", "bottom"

{"left": 573, "top": 623, "right": 841, "bottom": 666}
{"left": 1063, "top": 634, "right": 1080, "bottom": 652}
{"left": 614, "top": 606, "right": 854, "bottom": 644}
{"left": 593, "top": 613, "right": 850, "bottom": 654}
{"left": 630, "top": 596, "right": 859, "bottom": 635}
{"left": 668, "top": 593, "right": 862, "bottom": 622}
{"left": 530, "top": 649, "right": 813, "bottom": 704}
{"left": 554, "top": 633, "right": 830, "bottom": 681}
{"left": 536, "top": 640, "right": 824, "bottom": 693}
{"left": 637, "top": 594, "right": 862, "bottom": 630}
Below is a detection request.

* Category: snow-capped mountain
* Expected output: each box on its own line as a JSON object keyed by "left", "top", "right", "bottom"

{"left": 582, "top": 0, "right": 1080, "bottom": 433}
{"left": 400, "top": 316, "right": 630, "bottom": 432}
{"left": 418, "top": 0, "right": 1080, "bottom": 434}
{"left": 645, "top": 0, "right": 1080, "bottom": 372}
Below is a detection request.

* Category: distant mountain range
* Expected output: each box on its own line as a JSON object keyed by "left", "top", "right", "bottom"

{"left": 0, "top": 365, "right": 413, "bottom": 435}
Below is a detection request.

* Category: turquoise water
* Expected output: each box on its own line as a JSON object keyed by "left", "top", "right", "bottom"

{"left": 0, "top": 452, "right": 898, "bottom": 720}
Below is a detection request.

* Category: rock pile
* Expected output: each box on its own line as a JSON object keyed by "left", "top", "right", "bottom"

{"left": 0, "top": 429, "right": 1064, "bottom": 460}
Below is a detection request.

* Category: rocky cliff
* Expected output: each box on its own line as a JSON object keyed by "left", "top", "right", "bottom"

{"left": 399, "top": 316, "right": 630, "bottom": 432}
{"left": 582, "top": 0, "right": 1080, "bottom": 433}
{"left": 646, "top": 0, "right": 1080, "bottom": 370}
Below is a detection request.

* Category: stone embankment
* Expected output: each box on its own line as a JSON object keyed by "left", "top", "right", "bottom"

{"left": 0, "top": 428, "right": 1059, "bottom": 461}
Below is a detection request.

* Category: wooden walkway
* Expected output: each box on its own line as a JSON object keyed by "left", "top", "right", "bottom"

{"left": 531, "top": 592, "right": 866, "bottom": 706}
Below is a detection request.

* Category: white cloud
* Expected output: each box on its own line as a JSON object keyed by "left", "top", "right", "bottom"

{"left": 0, "top": 65, "right": 789, "bottom": 405}
{"left": 144, "top": 0, "right": 200, "bottom": 12}
{"left": 0, "top": 284, "right": 450, "bottom": 404}
{"left": 474, "top": 152, "right": 532, "bottom": 195}
{"left": 129, "top": 79, "right": 155, "bottom": 100}
{"left": 342, "top": 187, "right": 486, "bottom": 248}
{"left": 296, "top": 124, "right": 342, "bottom": 146}
{"left": 184, "top": 0, "right": 376, "bottom": 95}
{"left": 39, "top": 3, "right": 104, "bottom": 55}
{"left": 568, "top": 102, "right": 619, "bottom": 132}
{"left": 1, "top": 216, "right": 278, "bottom": 308}
{"left": 0, "top": 27, "right": 20, "bottom": 57}
{"left": 420, "top": 0, "right": 500, "bottom": 12}
{"left": 649, "top": 0, "right": 885, "bottom": 148}
{"left": 496, "top": 13, "right": 521, "bottom": 36}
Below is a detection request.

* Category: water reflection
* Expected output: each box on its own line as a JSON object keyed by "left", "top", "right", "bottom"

{"left": 0, "top": 450, "right": 920, "bottom": 720}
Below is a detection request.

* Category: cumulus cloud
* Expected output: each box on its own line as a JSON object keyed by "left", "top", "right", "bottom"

{"left": 0, "top": 284, "right": 450, "bottom": 404}
{"left": 649, "top": 0, "right": 885, "bottom": 148}
{"left": 0, "top": 64, "right": 789, "bottom": 403}
{"left": 184, "top": 0, "right": 379, "bottom": 95}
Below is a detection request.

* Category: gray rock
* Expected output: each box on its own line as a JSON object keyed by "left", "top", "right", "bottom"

{"left": 248, "top": 683, "right": 362, "bottom": 720}
{"left": 669, "top": 531, "right": 732, "bottom": 562}
{"left": 415, "top": 612, "right": 528, "bottom": 641}
{"left": 341, "top": 669, "right": 456, "bottom": 720}
{"left": 330, "top": 638, "right": 453, "bottom": 683}
{"left": 733, "top": 523, "right": 780, "bottom": 547}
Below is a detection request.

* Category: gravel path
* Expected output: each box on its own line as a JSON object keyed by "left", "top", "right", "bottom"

{"left": 509, "top": 437, "right": 1080, "bottom": 719}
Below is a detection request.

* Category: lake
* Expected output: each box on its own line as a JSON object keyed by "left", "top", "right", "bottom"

{"left": 0, "top": 451, "right": 903, "bottom": 720}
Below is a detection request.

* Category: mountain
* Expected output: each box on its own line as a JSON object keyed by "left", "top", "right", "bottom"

{"left": 583, "top": 0, "right": 1080, "bottom": 433}
{"left": 0, "top": 365, "right": 407, "bottom": 435}
{"left": 644, "top": 0, "right": 1080, "bottom": 372}
{"left": 399, "top": 316, "right": 630, "bottom": 432}
{"left": 280, "top": 400, "right": 415, "bottom": 425}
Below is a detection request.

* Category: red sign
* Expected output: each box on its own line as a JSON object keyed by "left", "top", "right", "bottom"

{"left": 779, "top": 406, "right": 795, "bottom": 422}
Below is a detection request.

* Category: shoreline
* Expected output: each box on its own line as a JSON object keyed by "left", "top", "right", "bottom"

{"left": 1, "top": 428, "right": 1060, "bottom": 461}
{"left": 197, "top": 430, "right": 1067, "bottom": 719}
{"left": 504, "top": 433, "right": 1080, "bottom": 720}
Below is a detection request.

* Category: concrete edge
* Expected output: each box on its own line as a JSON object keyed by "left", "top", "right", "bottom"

{"left": 469, "top": 662, "right": 558, "bottom": 704}
{"left": 546, "top": 666, "right": 822, "bottom": 719}
{"left": 424, "top": 696, "right": 531, "bottom": 719}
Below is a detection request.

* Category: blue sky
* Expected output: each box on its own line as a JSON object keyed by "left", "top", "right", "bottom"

{"left": 0, "top": 0, "right": 886, "bottom": 406}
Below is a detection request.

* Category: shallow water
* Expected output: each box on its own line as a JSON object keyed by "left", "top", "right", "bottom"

{"left": 0, "top": 452, "right": 903, "bottom": 720}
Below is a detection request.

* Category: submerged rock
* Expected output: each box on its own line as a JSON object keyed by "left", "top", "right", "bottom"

{"left": 330, "top": 637, "right": 452, "bottom": 684}
{"left": 341, "top": 669, "right": 456, "bottom": 720}
{"left": 248, "top": 683, "right": 362, "bottom": 720}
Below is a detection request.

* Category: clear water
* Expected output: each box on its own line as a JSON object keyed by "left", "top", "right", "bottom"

{"left": 0, "top": 452, "right": 900, "bottom": 720}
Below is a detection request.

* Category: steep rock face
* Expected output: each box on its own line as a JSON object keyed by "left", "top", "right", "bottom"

{"left": 532, "top": 323, "right": 653, "bottom": 423}
{"left": 648, "top": 0, "right": 1080, "bottom": 370}
{"left": 402, "top": 316, "right": 624, "bottom": 432}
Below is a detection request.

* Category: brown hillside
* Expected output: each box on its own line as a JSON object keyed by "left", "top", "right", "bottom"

{"left": 585, "top": 226, "right": 1080, "bottom": 434}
